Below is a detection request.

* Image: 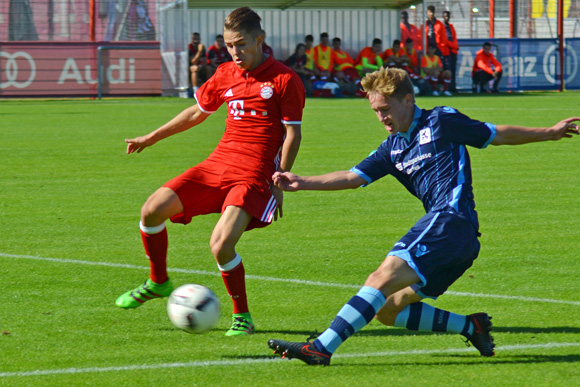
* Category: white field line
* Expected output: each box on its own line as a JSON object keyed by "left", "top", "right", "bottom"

{"left": 1, "top": 342, "right": 579, "bottom": 378}
{"left": 1, "top": 252, "right": 580, "bottom": 306}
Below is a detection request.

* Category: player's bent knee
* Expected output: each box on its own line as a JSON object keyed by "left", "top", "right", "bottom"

{"left": 140, "top": 188, "right": 182, "bottom": 226}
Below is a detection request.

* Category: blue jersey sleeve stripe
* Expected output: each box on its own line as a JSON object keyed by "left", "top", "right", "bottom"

{"left": 448, "top": 146, "right": 466, "bottom": 211}
{"left": 482, "top": 123, "right": 497, "bottom": 148}
{"left": 350, "top": 167, "right": 372, "bottom": 186}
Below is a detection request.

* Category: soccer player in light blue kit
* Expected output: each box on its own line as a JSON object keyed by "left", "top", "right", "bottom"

{"left": 268, "top": 67, "right": 580, "bottom": 365}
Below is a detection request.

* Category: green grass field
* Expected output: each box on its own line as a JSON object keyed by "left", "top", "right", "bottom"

{"left": 1, "top": 92, "right": 579, "bottom": 386}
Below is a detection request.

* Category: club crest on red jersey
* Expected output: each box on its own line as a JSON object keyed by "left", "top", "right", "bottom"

{"left": 260, "top": 82, "right": 274, "bottom": 99}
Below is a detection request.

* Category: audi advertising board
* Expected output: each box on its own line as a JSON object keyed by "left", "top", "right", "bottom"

{"left": 0, "top": 42, "right": 161, "bottom": 97}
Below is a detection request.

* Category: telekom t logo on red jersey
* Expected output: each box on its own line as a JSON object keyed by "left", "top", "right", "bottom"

{"left": 228, "top": 99, "right": 268, "bottom": 120}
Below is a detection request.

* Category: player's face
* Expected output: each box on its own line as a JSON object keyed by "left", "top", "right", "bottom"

{"left": 332, "top": 41, "right": 341, "bottom": 50}
{"left": 192, "top": 34, "right": 200, "bottom": 44}
{"left": 483, "top": 45, "right": 492, "bottom": 55}
{"left": 427, "top": 10, "right": 435, "bottom": 20}
{"left": 368, "top": 92, "right": 414, "bottom": 135}
{"left": 372, "top": 43, "right": 382, "bottom": 53}
{"left": 224, "top": 29, "right": 264, "bottom": 71}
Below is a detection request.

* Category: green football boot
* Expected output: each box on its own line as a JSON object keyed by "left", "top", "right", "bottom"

{"left": 115, "top": 278, "right": 173, "bottom": 309}
{"left": 225, "top": 312, "right": 255, "bottom": 336}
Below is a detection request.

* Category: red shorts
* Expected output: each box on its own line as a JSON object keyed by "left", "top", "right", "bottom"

{"left": 163, "top": 160, "right": 277, "bottom": 231}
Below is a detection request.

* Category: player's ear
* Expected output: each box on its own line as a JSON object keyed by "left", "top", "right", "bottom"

{"left": 255, "top": 33, "right": 264, "bottom": 46}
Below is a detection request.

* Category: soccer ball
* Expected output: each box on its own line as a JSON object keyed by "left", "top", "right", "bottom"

{"left": 167, "top": 284, "right": 220, "bottom": 333}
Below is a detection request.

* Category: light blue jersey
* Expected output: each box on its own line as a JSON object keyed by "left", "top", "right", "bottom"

{"left": 351, "top": 105, "right": 496, "bottom": 229}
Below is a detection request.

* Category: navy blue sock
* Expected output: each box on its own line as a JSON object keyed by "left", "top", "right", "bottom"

{"left": 394, "top": 302, "right": 473, "bottom": 336}
{"left": 313, "top": 286, "right": 386, "bottom": 355}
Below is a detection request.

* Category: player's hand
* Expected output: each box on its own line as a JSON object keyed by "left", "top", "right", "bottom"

{"left": 549, "top": 117, "right": 580, "bottom": 140}
{"left": 272, "top": 171, "right": 301, "bottom": 192}
{"left": 125, "top": 135, "right": 156, "bottom": 154}
{"left": 269, "top": 184, "right": 283, "bottom": 221}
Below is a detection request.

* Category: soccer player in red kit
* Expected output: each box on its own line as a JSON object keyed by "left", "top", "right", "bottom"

{"left": 116, "top": 6, "right": 306, "bottom": 336}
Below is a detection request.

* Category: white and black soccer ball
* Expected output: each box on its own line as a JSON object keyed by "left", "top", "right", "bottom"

{"left": 167, "top": 284, "right": 220, "bottom": 333}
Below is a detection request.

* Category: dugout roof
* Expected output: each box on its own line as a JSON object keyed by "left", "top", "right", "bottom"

{"left": 186, "top": 0, "right": 421, "bottom": 10}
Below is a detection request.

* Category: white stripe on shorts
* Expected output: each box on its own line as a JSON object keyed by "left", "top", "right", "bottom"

{"left": 260, "top": 196, "right": 277, "bottom": 223}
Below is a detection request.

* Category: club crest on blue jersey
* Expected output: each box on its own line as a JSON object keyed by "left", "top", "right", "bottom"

{"left": 419, "top": 128, "right": 432, "bottom": 145}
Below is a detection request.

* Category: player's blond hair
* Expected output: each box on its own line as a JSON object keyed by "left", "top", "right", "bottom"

{"left": 360, "top": 67, "right": 415, "bottom": 101}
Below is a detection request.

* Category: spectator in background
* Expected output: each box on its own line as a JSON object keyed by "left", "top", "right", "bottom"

{"left": 262, "top": 30, "right": 275, "bottom": 59}
{"left": 313, "top": 32, "right": 335, "bottom": 81}
{"left": 332, "top": 37, "right": 360, "bottom": 84}
{"left": 400, "top": 10, "right": 422, "bottom": 52}
{"left": 355, "top": 38, "right": 384, "bottom": 76}
{"left": 332, "top": 37, "right": 362, "bottom": 96}
{"left": 207, "top": 34, "right": 232, "bottom": 76}
{"left": 421, "top": 44, "right": 452, "bottom": 96}
{"left": 400, "top": 38, "right": 420, "bottom": 77}
{"left": 382, "top": 39, "right": 408, "bottom": 68}
{"left": 443, "top": 11, "right": 459, "bottom": 92}
{"left": 188, "top": 32, "right": 209, "bottom": 95}
{"left": 286, "top": 43, "right": 312, "bottom": 96}
{"left": 425, "top": 5, "right": 449, "bottom": 59}
{"left": 304, "top": 35, "right": 316, "bottom": 80}
{"left": 472, "top": 42, "right": 502, "bottom": 93}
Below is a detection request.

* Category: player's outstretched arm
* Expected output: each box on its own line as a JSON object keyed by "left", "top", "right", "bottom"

{"left": 125, "top": 104, "right": 210, "bottom": 154}
{"left": 492, "top": 117, "right": 580, "bottom": 146}
{"left": 272, "top": 170, "right": 366, "bottom": 192}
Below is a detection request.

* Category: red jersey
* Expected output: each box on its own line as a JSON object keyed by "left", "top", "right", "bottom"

{"left": 472, "top": 49, "right": 502, "bottom": 75}
{"left": 195, "top": 55, "right": 305, "bottom": 181}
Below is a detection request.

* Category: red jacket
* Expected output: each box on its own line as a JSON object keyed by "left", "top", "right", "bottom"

{"left": 444, "top": 22, "right": 459, "bottom": 54}
{"left": 400, "top": 21, "right": 423, "bottom": 51}
{"left": 425, "top": 19, "right": 449, "bottom": 56}
{"left": 472, "top": 49, "right": 502, "bottom": 75}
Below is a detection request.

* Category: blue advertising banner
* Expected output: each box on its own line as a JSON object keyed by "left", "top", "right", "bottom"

{"left": 455, "top": 38, "right": 580, "bottom": 91}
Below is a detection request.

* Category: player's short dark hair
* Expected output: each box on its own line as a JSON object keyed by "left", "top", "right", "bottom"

{"left": 427, "top": 5, "right": 435, "bottom": 13}
{"left": 333, "top": 37, "right": 341, "bottom": 43}
{"left": 483, "top": 41, "right": 492, "bottom": 48}
{"left": 216, "top": 34, "right": 224, "bottom": 40}
{"left": 192, "top": 32, "right": 200, "bottom": 36}
{"left": 372, "top": 38, "right": 382, "bottom": 46}
{"left": 443, "top": 11, "right": 450, "bottom": 17}
{"left": 320, "top": 32, "right": 329, "bottom": 39}
{"left": 428, "top": 43, "right": 437, "bottom": 49}
{"left": 401, "top": 11, "right": 408, "bottom": 18}
{"left": 392, "top": 39, "right": 401, "bottom": 47}
{"left": 305, "top": 34, "right": 314, "bottom": 42}
{"left": 405, "top": 38, "right": 413, "bottom": 44}
{"left": 296, "top": 43, "right": 305, "bottom": 51}
{"left": 224, "top": 7, "right": 262, "bottom": 37}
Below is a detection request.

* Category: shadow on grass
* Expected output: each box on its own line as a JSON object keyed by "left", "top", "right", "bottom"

{"left": 337, "top": 353, "right": 580, "bottom": 367}
{"left": 493, "top": 326, "right": 580, "bottom": 334}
